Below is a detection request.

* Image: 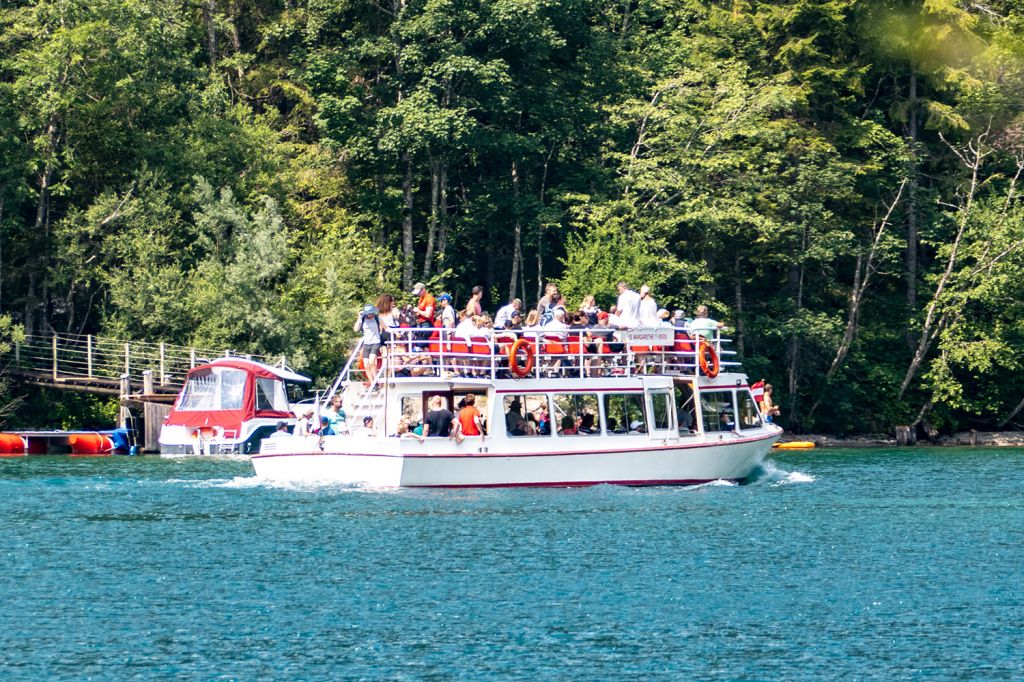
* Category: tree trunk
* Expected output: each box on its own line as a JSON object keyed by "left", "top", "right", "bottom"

{"left": 733, "top": 254, "right": 744, "bottom": 357}
{"left": 423, "top": 154, "right": 440, "bottom": 279}
{"left": 436, "top": 164, "right": 449, "bottom": 271}
{"left": 203, "top": 0, "right": 217, "bottom": 70}
{"left": 508, "top": 160, "right": 523, "bottom": 301}
{"left": 401, "top": 152, "right": 414, "bottom": 290}
{"left": 905, "top": 68, "right": 918, "bottom": 348}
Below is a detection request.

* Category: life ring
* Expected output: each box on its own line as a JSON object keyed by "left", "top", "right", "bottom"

{"left": 698, "top": 340, "right": 720, "bottom": 378}
{"left": 508, "top": 338, "right": 534, "bottom": 378}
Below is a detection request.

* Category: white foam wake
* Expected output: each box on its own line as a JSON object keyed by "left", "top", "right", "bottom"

{"left": 758, "top": 460, "right": 817, "bottom": 486}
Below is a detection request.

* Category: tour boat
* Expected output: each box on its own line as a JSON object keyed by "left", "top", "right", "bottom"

{"left": 251, "top": 325, "right": 781, "bottom": 486}
{"left": 160, "top": 358, "right": 310, "bottom": 455}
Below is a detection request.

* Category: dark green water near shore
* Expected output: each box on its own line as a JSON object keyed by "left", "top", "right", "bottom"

{"left": 0, "top": 448, "right": 1021, "bottom": 679}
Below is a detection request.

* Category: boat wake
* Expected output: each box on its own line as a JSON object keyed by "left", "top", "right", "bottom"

{"left": 750, "top": 460, "right": 816, "bottom": 486}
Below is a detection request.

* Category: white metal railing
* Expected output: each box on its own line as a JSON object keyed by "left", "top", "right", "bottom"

{"left": 3, "top": 333, "right": 286, "bottom": 392}
{"left": 338, "top": 327, "right": 738, "bottom": 385}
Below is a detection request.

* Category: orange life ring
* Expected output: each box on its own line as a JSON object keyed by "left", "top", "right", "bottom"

{"left": 698, "top": 340, "right": 720, "bottom": 378}
{"left": 508, "top": 338, "right": 534, "bottom": 378}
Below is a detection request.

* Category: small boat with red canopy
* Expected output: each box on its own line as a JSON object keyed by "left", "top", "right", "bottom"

{"left": 159, "top": 358, "right": 309, "bottom": 455}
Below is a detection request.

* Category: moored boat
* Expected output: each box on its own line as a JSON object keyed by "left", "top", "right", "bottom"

{"left": 251, "top": 325, "right": 780, "bottom": 486}
{"left": 160, "top": 358, "right": 310, "bottom": 455}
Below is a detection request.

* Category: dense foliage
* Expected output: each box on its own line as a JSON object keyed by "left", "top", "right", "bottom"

{"left": 2, "top": 0, "right": 1024, "bottom": 435}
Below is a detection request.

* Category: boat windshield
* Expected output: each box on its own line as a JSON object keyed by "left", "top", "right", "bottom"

{"left": 178, "top": 367, "right": 248, "bottom": 411}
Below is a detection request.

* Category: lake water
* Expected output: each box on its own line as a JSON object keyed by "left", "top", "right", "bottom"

{"left": 0, "top": 448, "right": 1021, "bottom": 680}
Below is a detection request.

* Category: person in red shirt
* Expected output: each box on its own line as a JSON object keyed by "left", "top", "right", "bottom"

{"left": 457, "top": 393, "right": 485, "bottom": 440}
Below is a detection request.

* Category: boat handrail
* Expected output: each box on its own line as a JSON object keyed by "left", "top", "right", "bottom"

{"left": 326, "top": 339, "right": 363, "bottom": 403}
{"left": 336, "top": 327, "right": 742, "bottom": 387}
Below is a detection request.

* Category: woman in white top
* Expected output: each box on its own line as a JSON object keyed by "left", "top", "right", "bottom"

{"left": 638, "top": 285, "right": 659, "bottom": 327}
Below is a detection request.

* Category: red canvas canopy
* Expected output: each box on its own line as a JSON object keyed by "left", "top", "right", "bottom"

{"left": 164, "top": 358, "right": 309, "bottom": 433}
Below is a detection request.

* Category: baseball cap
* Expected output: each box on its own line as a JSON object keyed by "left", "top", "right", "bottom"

{"left": 629, "top": 420, "right": 643, "bottom": 430}
{"left": 597, "top": 311, "right": 609, "bottom": 320}
{"left": 362, "top": 304, "right": 378, "bottom": 316}
{"left": 438, "top": 293, "right": 452, "bottom": 303}
{"left": 412, "top": 282, "right": 425, "bottom": 294}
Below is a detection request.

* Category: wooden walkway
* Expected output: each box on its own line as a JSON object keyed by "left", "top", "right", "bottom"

{"left": 2, "top": 334, "right": 285, "bottom": 402}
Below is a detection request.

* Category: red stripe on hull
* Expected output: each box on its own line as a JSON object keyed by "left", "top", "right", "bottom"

{"left": 409, "top": 478, "right": 734, "bottom": 488}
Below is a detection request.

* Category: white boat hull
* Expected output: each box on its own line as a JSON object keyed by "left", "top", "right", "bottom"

{"left": 251, "top": 429, "right": 780, "bottom": 487}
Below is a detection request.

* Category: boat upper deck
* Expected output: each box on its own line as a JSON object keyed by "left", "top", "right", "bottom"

{"left": 330, "top": 326, "right": 739, "bottom": 398}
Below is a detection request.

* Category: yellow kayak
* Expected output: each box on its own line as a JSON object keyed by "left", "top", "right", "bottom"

{"left": 773, "top": 441, "right": 816, "bottom": 450}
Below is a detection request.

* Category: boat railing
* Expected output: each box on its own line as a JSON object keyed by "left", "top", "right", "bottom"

{"left": 339, "top": 327, "right": 739, "bottom": 385}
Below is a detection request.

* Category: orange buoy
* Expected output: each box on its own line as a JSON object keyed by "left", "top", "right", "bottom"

{"left": 0, "top": 433, "right": 26, "bottom": 457}
{"left": 68, "top": 433, "right": 114, "bottom": 455}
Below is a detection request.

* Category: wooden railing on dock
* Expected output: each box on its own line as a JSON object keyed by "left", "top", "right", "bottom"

{"left": 2, "top": 333, "right": 284, "bottom": 399}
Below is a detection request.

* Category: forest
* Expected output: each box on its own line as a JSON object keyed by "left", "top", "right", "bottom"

{"left": 1, "top": 0, "right": 1024, "bottom": 435}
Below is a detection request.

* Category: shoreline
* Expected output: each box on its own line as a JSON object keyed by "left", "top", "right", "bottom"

{"left": 781, "top": 431, "right": 1024, "bottom": 448}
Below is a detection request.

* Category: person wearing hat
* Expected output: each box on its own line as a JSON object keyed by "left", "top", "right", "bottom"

{"left": 269, "top": 421, "right": 291, "bottom": 438}
{"left": 672, "top": 310, "right": 688, "bottom": 328}
{"left": 411, "top": 282, "right": 436, "bottom": 327}
{"left": 353, "top": 303, "right": 383, "bottom": 385}
{"left": 657, "top": 308, "right": 674, "bottom": 328}
{"left": 437, "top": 293, "right": 456, "bottom": 328}
{"left": 494, "top": 297, "right": 522, "bottom": 329}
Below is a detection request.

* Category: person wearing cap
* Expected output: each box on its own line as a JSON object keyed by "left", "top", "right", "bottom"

{"left": 270, "top": 421, "right": 291, "bottom": 438}
{"left": 437, "top": 293, "right": 456, "bottom": 328}
{"left": 411, "top": 282, "right": 436, "bottom": 327}
{"left": 494, "top": 298, "right": 522, "bottom": 329}
{"left": 672, "top": 310, "right": 688, "bottom": 328}
{"left": 353, "top": 303, "right": 383, "bottom": 385}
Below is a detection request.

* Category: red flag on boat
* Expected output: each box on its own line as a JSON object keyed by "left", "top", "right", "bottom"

{"left": 751, "top": 380, "right": 765, "bottom": 403}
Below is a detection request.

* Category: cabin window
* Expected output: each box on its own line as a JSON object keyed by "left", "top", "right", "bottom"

{"left": 648, "top": 390, "right": 674, "bottom": 432}
{"left": 602, "top": 393, "right": 646, "bottom": 434}
{"left": 737, "top": 391, "right": 763, "bottom": 430}
{"left": 256, "top": 377, "right": 289, "bottom": 412}
{"left": 502, "top": 394, "right": 551, "bottom": 436}
{"left": 552, "top": 393, "right": 599, "bottom": 435}
{"left": 401, "top": 396, "right": 423, "bottom": 426}
{"left": 700, "top": 391, "right": 736, "bottom": 432}
{"left": 676, "top": 384, "right": 696, "bottom": 433}
{"left": 178, "top": 367, "right": 248, "bottom": 411}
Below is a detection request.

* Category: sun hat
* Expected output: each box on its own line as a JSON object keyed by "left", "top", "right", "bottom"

{"left": 362, "top": 304, "right": 378, "bottom": 316}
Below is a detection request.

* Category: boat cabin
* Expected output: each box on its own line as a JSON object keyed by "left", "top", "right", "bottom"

{"left": 160, "top": 358, "right": 310, "bottom": 454}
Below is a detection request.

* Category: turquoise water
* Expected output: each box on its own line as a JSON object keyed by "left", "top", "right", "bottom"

{"left": 0, "top": 449, "right": 1021, "bottom": 680}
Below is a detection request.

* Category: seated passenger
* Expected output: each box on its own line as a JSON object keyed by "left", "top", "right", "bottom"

{"left": 319, "top": 416, "right": 334, "bottom": 436}
{"left": 392, "top": 417, "right": 424, "bottom": 441}
{"left": 270, "top": 421, "right": 291, "bottom": 438}
{"left": 578, "top": 413, "right": 597, "bottom": 434}
{"left": 688, "top": 304, "right": 726, "bottom": 339}
{"left": 719, "top": 411, "right": 735, "bottom": 431}
{"left": 607, "top": 417, "right": 624, "bottom": 434}
{"left": 494, "top": 298, "right": 522, "bottom": 329}
{"left": 629, "top": 420, "right": 646, "bottom": 434}
{"left": 558, "top": 415, "right": 577, "bottom": 435}
{"left": 505, "top": 399, "right": 529, "bottom": 436}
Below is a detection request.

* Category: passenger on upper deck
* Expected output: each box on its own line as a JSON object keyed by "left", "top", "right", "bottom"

{"left": 579, "top": 294, "right": 600, "bottom": 325}
{"left": 543, "top": 309, "right": 569, "bottom": 341}
{"left": 687, "top": 305, "right": 725, "bottom": 338}
{"left": 522, "top": 310, "right": 542, "bottom": 340}
{"left": 353, "top": 304, "right": 382, "bottom": 385}
{"left": 536, "top": 282, "right": 558, "bottom": 317}
{"left": 437, "top": 294, "right": 456, "bottom": 328}
{"left": 412, "top": 282, "right": 435, "bottom": 328}
{"left": 465, "top": 285, "right": 484, "bottom": 317}
{"left": 638, "top": 285, "right": 658, "bottom": 326}
{"left": 672, "top": 310, "right": 688, "bottom": 328}
{"left": 615, "top": 281, "right": 641, "bottom": 329}
{"left": 542, "top": 292, "right": 567, "bottom": 325}
{"left": 504, "top": 309, "right": 522, "bottom": 330}
{"left": 376, "top": 294, "right": 399, "bottom": 337}
{"left": 494, "top": 298, "right": 522, "bottom": 329}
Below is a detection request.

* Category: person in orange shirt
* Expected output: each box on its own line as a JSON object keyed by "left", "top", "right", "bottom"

{"left": 457, "top": 393, "right": 485, "bottom": 441}
{"left": 412, "top": 282, "right": 436, "bottom": 326}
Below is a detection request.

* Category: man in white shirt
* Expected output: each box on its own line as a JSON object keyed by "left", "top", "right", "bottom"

{"left": 494, "top": 298, "right": 522, "bottom": 329}
{"left": 543, "top": 309, "right": 569, "bottom": 341}
{"left": 615, "top": 281, "right": 641, "bottom": 328}
{"left": 454, "top": 314, "right": 478, "bottom": 341}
